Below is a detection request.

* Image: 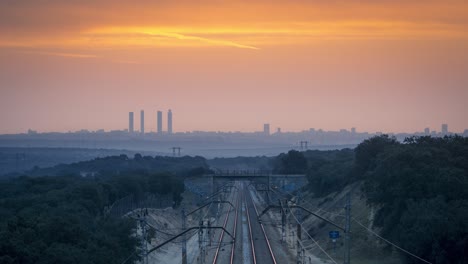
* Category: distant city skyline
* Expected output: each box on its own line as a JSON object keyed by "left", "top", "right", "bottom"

{"left": 3, "top": 105, "right": 467, "bottom": 135}
{"left": 130, "top": 109, "right": 452, "bottom": 135}
{"left": 16, "top": 111, "right": 464, "bottom": 135}
{"left": 3, "top": 115, "right": 467, "bottom": 134}
{"left": 2, "top": 103, "right": 466, "bottom": 135}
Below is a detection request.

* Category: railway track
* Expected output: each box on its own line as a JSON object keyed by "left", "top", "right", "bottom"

{"left": 211, "top": 183, "right": 238, "bottom": 264}
{"left": 245, "top": 184, "right": 277, "bottom": 264}
{"left": 210, "top": 181, "right": 277, "bottom": 264}
{"left": 245, "top": 189, "right": 258, "bottom": 263}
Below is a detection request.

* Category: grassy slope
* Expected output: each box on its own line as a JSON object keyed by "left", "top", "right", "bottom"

{"left": 299, "top": 182, "right": 404, "bottom": 264}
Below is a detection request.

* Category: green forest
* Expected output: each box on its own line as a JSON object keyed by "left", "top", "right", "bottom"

{"left": 276, "top": 135, "right": 468, "bottom": 264}
{"left": 26, "top": 154, "right": 209, "bottom": 177}
{"left": 357, "top": 136, "right": 468, "bottom": 263}
{"left": 0, "top": 155, "right": 193, "bottom": 264}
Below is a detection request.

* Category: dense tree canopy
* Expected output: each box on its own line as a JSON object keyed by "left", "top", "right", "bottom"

{"left": 304, "top": 135, "right": 468, "bottom": 264}
{"left": 304, "top": 149, "right": 354, "bottom": 196}
{"left": 211, "top": 136, "right": 468, "bottom": 263}
{"left": 273, "top": 150, "right": 308, "bottom": 174}
{"left": 0, "top": 171, "right": 185, "bottom": 264}
{"left": 27, "top": 154, "right": 209, "bottom": 177}
{"left": 360, "top": 136, "right": 468, "bottom": 263}
{"left": 354, "top": 134, "right": 398, "bottom": 174}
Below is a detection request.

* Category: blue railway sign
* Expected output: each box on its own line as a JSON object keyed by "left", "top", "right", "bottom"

{"left": 329, "top": 231, "right": 340, "bottom": 239}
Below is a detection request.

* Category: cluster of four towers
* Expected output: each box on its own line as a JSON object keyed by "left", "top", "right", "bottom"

{"left": 128, "top": 110, "right": 172, "bottom": 134}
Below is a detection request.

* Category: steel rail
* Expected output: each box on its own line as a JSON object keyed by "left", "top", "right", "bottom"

{"left": 247, "top": 186, "right": 278, "bottom": 264}
{"left": 212, "top": 187, "right": 236, "bottom": 264}
{"left": 245, "top": 188, "right": 257, "bottom": 264}
{"left": 229, "top": 189, "right": 240, "bottom": 264}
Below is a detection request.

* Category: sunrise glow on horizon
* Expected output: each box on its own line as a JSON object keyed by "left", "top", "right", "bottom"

{"left": 1, "top": 0, "right": 467, "bottom": 134}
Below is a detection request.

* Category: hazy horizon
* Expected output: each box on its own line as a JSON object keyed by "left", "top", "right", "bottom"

{"left": 1, "top": 121, "right": 465, "bottom": 135}
{"left": 1, "top": 0, "right": 467, "bottom": 134}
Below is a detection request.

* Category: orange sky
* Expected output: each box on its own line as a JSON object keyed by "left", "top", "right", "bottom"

{"left": 0, "top": 0, "right": 467, "bottom": 133}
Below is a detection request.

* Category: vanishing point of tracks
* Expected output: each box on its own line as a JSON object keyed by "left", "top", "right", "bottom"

{"left": 211, "top": 182, "right": 277, "bottom": 264}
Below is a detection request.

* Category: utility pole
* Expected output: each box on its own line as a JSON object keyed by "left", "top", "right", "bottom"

{"left": 139, "top": 210, "right": 148, "bottom": 264}
{"left": 344, "top": 192, "right": 351, "bottom": 264}
{"left": 267, "top": 174, "right": 270, "bottom": 204}
{"left": 300, "top": 141, "right": 308, "bottom": 150}
{"left": 207, "top": 220, "right": 211, "bottom": 246}
{"left": 182, "top": 208, "right": 187, "bottom": 264}
{"left": 171, "top": 147, "right": 181, "bottom": 156}
{"left": 211, "top": 175, "right": 215, "bottom": 201}
{"left": 296, "top": 191, "right": 303, "bottom": 264}
{"left": 211, "top": 176, "right": 216, "bottom": 215}
{"left": 280, "top": 200, "right": 286, "bottom": 243}
{"left": 258, "top": 200, "right": 348, "bottom": 263}
{"left": 198, "top": 220, "right": 204, "bottom": 264}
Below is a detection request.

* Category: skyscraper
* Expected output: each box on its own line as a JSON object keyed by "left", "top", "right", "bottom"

{"left": 263, "top": 123, "right": 270, "bottom": 135}
{"left": 441, "top": 124, "right": 448, "bottom": 134}
{"left": 167, "top": 109, "right": 173, "bottom": 134}
{"left": 128, "top": 112, "right": 134, "bottom": 133}
{"left": 140, "top": 110, "right": 145, "bottom": 134}
{"left": 157, "top": 111, "right": 163, "bottom": 134}
{"left": 424, "top": 127, "right": 430, "bottom": 134}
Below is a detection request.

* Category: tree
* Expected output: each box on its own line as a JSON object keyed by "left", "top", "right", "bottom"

{"left": 274, "top": 150, "right": 307, "bottom": 174}
{"left": 354, "top": 134, "right": 398, "bottom": 176}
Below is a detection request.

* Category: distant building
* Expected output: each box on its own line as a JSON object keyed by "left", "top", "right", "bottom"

{"left": 168, "top": 109, "right": 173, "bottom": 134}
{"left": 140, "top": 110, "right": 145, "bottom": 134}
{"left": 263, "top": 123, "right": 270, "bottom": 135}
{"left": 441, "top": 124, "right": 448, "bottom": 134}
{"left": 351, "top": 127, "right": 356, "bottom": 133}
{"left": 128, "top": 112, "right": 134, "bottom": 133}
{"left": 424, "top": 127, "right": 430, "bottom": 134}
{"left": 277, "top": 127, "right": 281, "bottom": 134}
{"left": 157, "top": 111, "right": 163, "bottom": 134}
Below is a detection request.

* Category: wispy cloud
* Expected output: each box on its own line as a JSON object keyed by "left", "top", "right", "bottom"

{"left": 148, "top": 31, "right": 259, "bottom": 50}
{"left": 19, "top": 50, "right": 98, "bottom": 58}
{"left": 86, "top": 27, "right": 259, "bottom": 50}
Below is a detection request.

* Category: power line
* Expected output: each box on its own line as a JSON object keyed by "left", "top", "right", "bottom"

{"left": 271, "top": 186, "right": 345, "bottom": 218}
{"left": 273, "top": 186, "right": 433, "bottom": 264}
{"left": 266, "top": 187, "right": 338, "bottom": 263}
{"left": 352, "top": 218, "right": 432, "bottom": 264}
{"left": 285, "top": 201, "right": 338, "bottom": 264}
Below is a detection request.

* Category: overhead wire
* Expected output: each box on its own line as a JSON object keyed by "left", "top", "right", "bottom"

{"left": 284, "top": 198, "right": 339, "bottom": 264}
{"left": 272, "top": 182, "right": 433, "bottom": 264}
{"left": 261, "top": 184, "right": 338, "bottom": 263}
{"left": 352, "top": 218, "right": 432, "bottom": 264}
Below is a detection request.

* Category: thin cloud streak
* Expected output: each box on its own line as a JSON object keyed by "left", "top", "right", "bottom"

{"left": 140, "top": 30, "right": 259, "bottom": 50}
{"left": 1, "top": 20, "right": 465, "bottom": 52}
{"left": 17, "top": 50, "right": 98, "bottom": 58}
